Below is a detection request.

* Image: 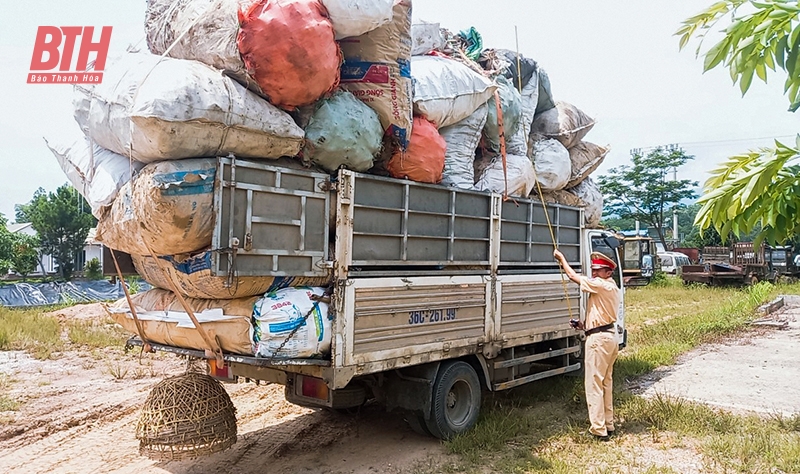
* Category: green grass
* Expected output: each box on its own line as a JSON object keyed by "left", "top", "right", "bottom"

{"left": 430, "top": 281, "right": 800, "bottom": 474}
{"left": 0, "top": 306, "right": 63, "bottom": 359}
{"left": 0, "top": 374, "right": 19, "bottom": 412}
{"left": 0, "top": 305, "right": 127, "bottom": 359}
{"left": 66, "top": 318, "right": 128, "bottom": 349}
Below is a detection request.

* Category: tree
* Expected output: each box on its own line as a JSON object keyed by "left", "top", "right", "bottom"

{"left": 678, "top": 1, "right": 800, "bottom": 245}
{"left": 0, "top": 213, "right": 13, "bottom": 274}
{"left": 599, "top": 215, "right": 637, "bottom": 232}
{"left": 10, "top": 234, "right": 40, "bottom": 281}
{"left": 597, "top": 147, "right": 698, "bottom": 249}
{"left": 17, "top": 185, "right": 95, "bottom": 280}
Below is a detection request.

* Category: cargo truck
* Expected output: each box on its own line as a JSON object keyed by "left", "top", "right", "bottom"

{"left": 126, "top": 157, "right": 626, "bottom": 439}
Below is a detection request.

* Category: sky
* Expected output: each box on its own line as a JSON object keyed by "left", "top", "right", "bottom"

{"left": 0, "top": 0, "right": 798, "bottom": 221}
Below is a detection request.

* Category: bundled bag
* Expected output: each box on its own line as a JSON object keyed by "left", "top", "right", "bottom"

{"left": 109, "top": 288, "right": 257, "bottom": 355}
{"left": 238, "top": 0, "right": 341, "bottom": 109}
{"left": 132, "top": 252, "right": 331, "bottom": 300}
{"left": 539, "top": 189, "right": 587, "bottom": 208}
{"left": 74, "top": 53, "right": 304, "bottom": 163}
{"left": 483, "top": 76, "right": 522, "bottom": 152}
{"left": 567, "top": 141, "right": 610, "bottom": 188}
{"left": 411, "top": 22, "right": 444, "bottom": 55}
{"left": 530, "top": 138, "right": 571, "bottom": 191}
{"left": 567, "top": 177, "right": 604, "bottom": 228}
{"left": 440, "top": 103, "right": 487, "bottom": 188}
{"left": 474, "top": 153, "right": 536, "bottom": 197}
{"left": 253, "top": 287, "right": 331, "bottom": 358}
{"left": 534, "top": 67, "right": 556, "bottom": 116}
{"left": 481, "top": 49, "right": 540, "bottom": 156}
{"left": 96, "top": 158, "right": 216, "bottom": 257}
{"left": 339, "top": 0, "right": 413, "bottom": 148}
{"left": 320, "top": 0, "right": 393, "bottom": 39}
{"left": 46, "top": 126, "right": 143, "bottom": 218}
{"left": 411, "top": 55, "right": 497, "bottom": 128}
{"left": 144, "top": 0, "right": 249, "bottom": 81}
{"left": 303, "top": 91, "right": 383, "bottom": 172}
{"left": 531, "top": 101, "right": 595, "bottom": 150}
{"left": 387, "top": 117, "right": 446, "bottom": 183}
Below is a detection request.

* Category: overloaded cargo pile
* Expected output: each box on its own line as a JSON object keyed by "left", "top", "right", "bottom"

{"left": 47, "top": 0, "right": 608, "bottom": 359}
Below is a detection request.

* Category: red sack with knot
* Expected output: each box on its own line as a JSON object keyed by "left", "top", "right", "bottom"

{"left": 238, "top": 0, "right": 341, "bottom": 109}
{"left": 387, "top": 117, "right": 446, "bottom": 184}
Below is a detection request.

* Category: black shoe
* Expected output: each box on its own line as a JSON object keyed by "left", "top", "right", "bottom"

{"left": 590, "top": 433, "right": 610, "bottom": 442}
{"left": 607, "top": 429, "right": 616, "bottom": 438}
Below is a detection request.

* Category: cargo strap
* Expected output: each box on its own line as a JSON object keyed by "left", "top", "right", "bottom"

{"left": 109, "top": 248, "right": 153, "bottom": 355}
{"left": 145, "top": 245, "right": 226, "bottom": 368}
{"left": 513, "top": 28, "right": 574, "bottom": 319}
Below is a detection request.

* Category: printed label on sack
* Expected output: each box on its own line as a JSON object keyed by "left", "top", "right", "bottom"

{"left": 27, "top": 26, "right": 112, "bottom": 84}
{"left": 340, "top": 61, "right": 390, "bottom": 84}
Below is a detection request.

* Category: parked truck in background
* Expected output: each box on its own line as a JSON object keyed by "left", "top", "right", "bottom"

{"left": 618, "top": 233, "right": 657, "bottom": 286}
{"left": 127, "top": 157, "right": 626, "bottom": 439}
{"left": 682, "top": 243, "right": 775, "bottom": 286}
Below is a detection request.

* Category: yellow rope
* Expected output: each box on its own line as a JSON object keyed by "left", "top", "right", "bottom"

{"left": 515, "top": 25, "right": 574, "bottom": 318}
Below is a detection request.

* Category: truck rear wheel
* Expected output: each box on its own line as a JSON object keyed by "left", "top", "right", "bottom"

{"left": 424, "top": 361, "right": 481, "bottom": 440}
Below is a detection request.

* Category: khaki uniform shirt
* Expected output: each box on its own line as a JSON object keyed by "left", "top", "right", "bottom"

{"left": 579, "top": 276, "right": 620, "bottom": 330}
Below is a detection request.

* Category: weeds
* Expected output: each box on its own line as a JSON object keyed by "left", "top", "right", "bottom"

{"left": 66, "top": 318, "right": 127, "bottom": 349}
{"left": 105, "top": 362, "right": 129, "bottom": 380}
{"left": 0, "top": 306, "right": 63, "bottom": 359}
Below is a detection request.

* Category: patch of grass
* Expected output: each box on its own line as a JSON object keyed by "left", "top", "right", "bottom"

{"left": 66, "top": 318, "right": 128, "bottom": 349}
{"left": 432, "top": 281, "right": 798, "bottom": 473}
{"left": 616, "top": 281, "right": 773, "bottom": 380}
{"left": 0, "top": 375, "right": 19, "bottom": 412}
{"left": 0, "top": 306, "right": 63, "bottom": 359}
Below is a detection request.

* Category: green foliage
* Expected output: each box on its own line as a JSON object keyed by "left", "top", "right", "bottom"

{"left": 597, "top": 147, "right": 698, "bottom": 248}
{"left": 9, "top": 234, "right": 40, "bottom": 281}
{"left": 677, "top": 0, "right": 800, "bottom": 110}
{"left": 694, "top": 139, "right": 800, "bottom": 245}
{"left": 17, "top": 185, "right": 95, "bottom": 281}
{"left": 0, "top": 213, "right": 12, "bottom": 274}
{"left": 84, "top": 257, "right": 103, "bottom": 281}
{"left": 599, "top": 215, "right": 637, "bottom": 232}
{"left": 680, "top": 2, "right": 800, "bottom": 245}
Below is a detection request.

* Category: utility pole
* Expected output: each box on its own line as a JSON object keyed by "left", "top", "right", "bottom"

{"left": 673, "top": 166, "right": 679, "bottom": 248}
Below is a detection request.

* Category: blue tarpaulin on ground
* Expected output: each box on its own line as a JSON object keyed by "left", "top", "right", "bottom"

{"left": 0, "top": 280, "right": 151, "bottom": 308}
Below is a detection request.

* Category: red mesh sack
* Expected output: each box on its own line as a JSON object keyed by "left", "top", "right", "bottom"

{"left": 238, "top": 0, "right": 341, "bottom": 109}
{"left": 387, "top": 117, "right": 446, "bottom": 183}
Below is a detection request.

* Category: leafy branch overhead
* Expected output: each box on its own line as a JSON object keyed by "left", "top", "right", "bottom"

{"left": 679, "top": 0, "right": 800, "bottom": 245}
{"left": 677, "top": 0, "right": 800, "bottom": 110}
{"left": 597, "top": 147, "right": 698, "bottom": 249}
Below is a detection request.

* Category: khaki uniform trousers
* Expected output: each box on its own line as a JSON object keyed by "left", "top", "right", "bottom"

{"left": 584, "top": 331, "right": 618, "bottom": 436}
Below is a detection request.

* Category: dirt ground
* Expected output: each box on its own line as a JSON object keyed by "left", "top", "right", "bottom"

{"left": 0, "top": 303, "right": 445, "bottom": 474}
{"left": 1, "top": 298, "right": 798, "bottom": 474}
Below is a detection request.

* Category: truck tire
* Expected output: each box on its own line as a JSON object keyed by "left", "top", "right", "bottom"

{"left": 404, "top": 411, "right": 432, "bottom": 436}
{"left": 424, "top": 361, "right": 481, "bottom": 440}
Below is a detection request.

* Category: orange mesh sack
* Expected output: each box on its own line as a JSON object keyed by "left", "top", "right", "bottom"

{"left": 386, "top": 117, "right": 446, "bottom": 184}
{"left": 237, "top": 0, "right": 341, "bottom": 109}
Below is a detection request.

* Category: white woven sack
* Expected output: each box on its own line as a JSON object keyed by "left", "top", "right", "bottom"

{"left": 506, "top": 72, "right": 540, "bottom": 156}
{"left": 568, "top": 177, "right": 604, "bottom": 228}
{"left": 321, "top": 0, "right": 393, "bottom": 39}
{"left": 440, "top": 103, "right": 488, "bottom": 188}
{"left": 411, "top": 21, "right": 444, "bottom": 55}
{"left": 530, "top": 138, "right": 571, "bottom": 191}
{"left": 411, "top": 55, "right": 497, "bottom": 128}
{"left": 473, "top": 153, "right": 536, "bottom": 198}
{"left": 145, "top": 0, "right": 248, "bottom": 78}
{"left": 253, "top": 287, "right": 332, "bottom": 358}
{"left": 73, "top": 53, "right": 304, "bottom": 163}
{"left": 46, "top": 128, "right": 144, "bottom": 219}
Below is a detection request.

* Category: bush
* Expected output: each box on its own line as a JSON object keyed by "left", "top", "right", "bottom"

{"left": 85, "top": 257, "right": 103, "bottom": 280}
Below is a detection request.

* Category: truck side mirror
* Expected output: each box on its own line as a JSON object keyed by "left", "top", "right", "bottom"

{"left": 604, "top": 236, "right": 621, "bottom": 249}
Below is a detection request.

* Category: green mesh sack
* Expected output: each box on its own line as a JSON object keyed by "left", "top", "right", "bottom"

{"left": 483, "top": 76, "right": 523, "bottom": 152}
{"left": 303, "top": 91, "right": 384, "bottom": 172}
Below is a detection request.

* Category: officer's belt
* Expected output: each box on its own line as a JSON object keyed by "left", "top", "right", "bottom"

{"left": 585, "top": 323, "right": 615, "bottom": 337}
